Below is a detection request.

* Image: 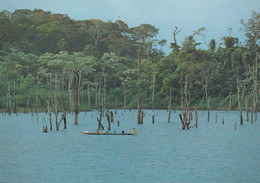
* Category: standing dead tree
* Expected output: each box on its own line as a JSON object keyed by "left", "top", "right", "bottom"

{"left": 252, "top": 79, "right": 258, "bottom": 121}
{"left": 178, "top": 75, "right": 184, "bottom": 111}
{"left": 237, "top": 79, "right": 245, "bottom": 125}
{"left": 105, "top": 112, "right": 111, "bottom": 131}
{"left": 137, "top": 48, "right": 143, "bottom": 124}
{"left": 168, "top": 86, "right": 173, "bottom": 123}
{"left": 178, "top": 76, "right": 196, "bottom": 129}
{"left": 47, "top": 76, "right": 53, "bottom": 131}
{"left": 97, "top": 103, "right": 104, "bottom": 130}
{"left": 35, "top": 74, "right": 39, "bottom": 118}
{"left": 53, "top": 72, "right": 60, "bottom": 130}
{"left": 68, "top": 74, "right": 74, "bottom": 113}
{"left": 74, "top": 67, "right": 80, "bottom": 125}
{"left": 193, "top": 58, "right": 217, "bottom": 122}
{"left": 171, "top": 26, "right": 182, "bottom": 51}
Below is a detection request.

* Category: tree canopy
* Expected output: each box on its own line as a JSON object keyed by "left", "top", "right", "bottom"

{"left": 0, "top": 9, "right": 259, "bottom": 112}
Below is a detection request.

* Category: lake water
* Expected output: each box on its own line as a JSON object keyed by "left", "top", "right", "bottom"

{"left": 0, "top": 109, "right": 260, "bottom": 183}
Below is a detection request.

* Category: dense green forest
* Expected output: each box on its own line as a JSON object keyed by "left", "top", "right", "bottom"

{"left": 0, "top": 9, "right": 259, "bottom": 114}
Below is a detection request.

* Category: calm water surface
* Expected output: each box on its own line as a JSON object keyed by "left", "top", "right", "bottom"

{"left": 0, "top": 110, "right": 260, "bottom": 183}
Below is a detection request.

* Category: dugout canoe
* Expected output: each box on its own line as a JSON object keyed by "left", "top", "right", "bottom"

{"left": 81, "top": 131, "right": 134, "bottom": 135}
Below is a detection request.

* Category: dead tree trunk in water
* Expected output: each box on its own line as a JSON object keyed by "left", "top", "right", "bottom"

{"left": 179, "top": 76, "right": 192, "bottom": 129}
{"left": 254, "top": 50, "right": 258, "bottom": 120}
{"left": 74, "top": 68, "right": 80, "bottom": 125}
{"left": 179, "top": 77, "right": 184, "bottom": 111}
{"left": 54, "top": 72, "right": 59, "bottom": 130}
{"left": 103, "top": 69, "right": 107, "bottom": 109}
{"left": 49, "top": 111, "right": 52, "bottom": 131}
{"left": 252, "top": 79, "right": 258, "bottom": 121}
{"left": 47, "top": 76, "right": 52, "bottom": 130}
{"left": 35, "top": 74, "right": 39, "bottom": 122}
{"left": 47, "top": 96, "right": 52, "bottom": 131}
{"left": 246, "top": 97, "right": 249, "bottom": 121}
{"left": 168, "top": 86, "right": 173, "bottom": 123}
{"left": 110, "top": 111, "right": 114, "bottom": 122}
{"left": 98, "top": 79, "right": 101, "bottom": 110}
{"left": 97, "top": 103, "right": 104, "bottom": 130}
{"left": 237, "top": 79, "right": 244, "bottom": 125}
{"left": 137, "top": 48, "right": 143, "bottom": 124}
{"left": 62, "top": 93, "right": 67, "bottom": 129}
{"left": 106, "top": 112, "right": 111, "bottom": 131}
{"left": 68, "top": 74, "right": 73, "bottom": 113}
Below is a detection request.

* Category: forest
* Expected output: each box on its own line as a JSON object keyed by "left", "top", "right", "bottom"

{"left": 0, "top": 8, "right": 259, "bottom": 116}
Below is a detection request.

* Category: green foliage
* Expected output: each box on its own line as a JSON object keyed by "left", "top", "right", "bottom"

{"left": 0, "top": 9, "right": 259, "bottom": 112}
{"left": 223, "top": 36, "right": 239, "bottom": 49}
{"left": 209, "top": 39, "right": 216, "bottom": 51}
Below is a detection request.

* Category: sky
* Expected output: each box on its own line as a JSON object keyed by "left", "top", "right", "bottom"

{"left": 0, "top": 0, "right": 259, "bottom": 54}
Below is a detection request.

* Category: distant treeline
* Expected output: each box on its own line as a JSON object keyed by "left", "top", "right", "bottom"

{"left": 0, "top": 9, "right": 259, "bottom": 113}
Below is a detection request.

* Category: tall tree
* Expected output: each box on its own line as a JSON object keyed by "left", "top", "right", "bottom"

{"left": 130, "top": 24, "right": 159, "bottom": 59}
{"left": 69, "top": 52, "right": 94, "bottom": 124}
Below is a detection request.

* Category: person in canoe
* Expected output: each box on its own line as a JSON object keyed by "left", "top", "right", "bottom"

{"left": 131, "top": 128, "right": 136, "bottom": 134}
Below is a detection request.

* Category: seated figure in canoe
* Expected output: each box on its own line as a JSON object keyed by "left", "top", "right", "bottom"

{"left": 131, "top": 128, "right": 136, "bottom": 134}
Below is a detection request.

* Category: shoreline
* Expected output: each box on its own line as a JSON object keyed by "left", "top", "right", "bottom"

{"left": 0, "top": 107, "right": 259, "bottom": 114}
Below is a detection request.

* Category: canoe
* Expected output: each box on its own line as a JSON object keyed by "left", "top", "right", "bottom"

{"left": 81, "top": 131, "right": 134, "bottom": 135}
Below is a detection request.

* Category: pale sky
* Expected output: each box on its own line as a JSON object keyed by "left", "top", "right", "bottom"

{"left": 0, "top": 0, "right": 259, "bottom": 54}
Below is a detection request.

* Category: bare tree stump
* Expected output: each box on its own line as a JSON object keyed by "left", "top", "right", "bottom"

{"left": 110, "top": 111, "right": 114, "bottom": 123}
{"left": 63, "top": 115, "right": 67, "bottom": 129}
{"left": 179, "top": 114, "right": 185, "bottom": 129}
{"left": 240, "top": 110, "right": 243, "bottom": 125}
{"left": 49, "top": 112, "right": 52, "bottom": 131}
{"left": 43, "top": 125, "right": 48, "bottom": 133}
{"left": 106, "top": 112, "right": 111, "bottom": 131}
{"left": 139, "top": 110, "right": 144, "bottom": 124}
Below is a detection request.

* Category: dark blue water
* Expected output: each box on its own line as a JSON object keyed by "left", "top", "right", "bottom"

{"left": 0, "top": 110, "right": 260, "bottom": 183}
